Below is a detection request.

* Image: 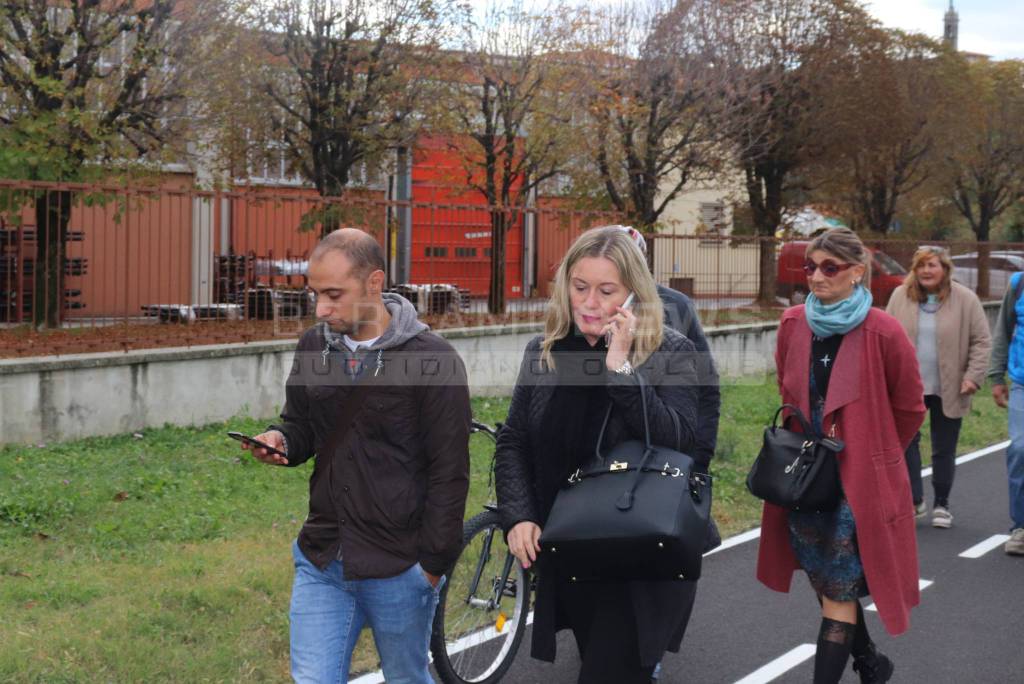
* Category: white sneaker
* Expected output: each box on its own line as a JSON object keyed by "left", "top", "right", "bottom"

{"left": 914, "top": 501, "right": 928, "bottom": 519}
{"left": 932, "top": 505, "right": 953, "bottom": 529}
{"left": 1006, "top": 528, "right": 1024, "bottom": 556}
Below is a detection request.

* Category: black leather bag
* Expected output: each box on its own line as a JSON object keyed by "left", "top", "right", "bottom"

{"left": 746, "top": 404, "right": 843, "bottom": 512}
{"left": 538, "top": 376, "right": 712, "bottom": 582}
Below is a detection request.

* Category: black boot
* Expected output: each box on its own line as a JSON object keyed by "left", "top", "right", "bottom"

{"left": 851, "top": 643, "right": 895, "bottom": 683}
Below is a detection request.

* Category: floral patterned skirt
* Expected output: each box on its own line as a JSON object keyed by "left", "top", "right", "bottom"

{"left": 787, "top": 499, "right": 868, "bottom": 601}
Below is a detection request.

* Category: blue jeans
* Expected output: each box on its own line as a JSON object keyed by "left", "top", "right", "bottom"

{"left": 289, "top": 540, "right": 444, "bottom": 684}
{"left": 1008, "top": 385, "right": 1024, "bottom": 529}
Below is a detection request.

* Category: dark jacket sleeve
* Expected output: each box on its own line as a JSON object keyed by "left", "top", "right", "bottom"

{"left": 607, "top": 331, "right": 700, "bottom": 461}
{"left": 416, "top": 347, "right": 472, "bottom": 576}
{"left": 269, "top": 335, "right": 318, "bottom": 467}
{"left": 494, "top": 337, "right": 542, "bottom": 533}
{"left": 989, "top": 279, "right": 1016, "bottom": 385}
{"left": 659, "top": 286, "right": 720, "bottom": 467}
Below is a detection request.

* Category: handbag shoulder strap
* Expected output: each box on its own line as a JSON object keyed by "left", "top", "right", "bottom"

{"left": 320, "top": 380, "right": 374, "bottom": 458}
{"left": 595, "top": 372, "right": 653, "bottom": 462}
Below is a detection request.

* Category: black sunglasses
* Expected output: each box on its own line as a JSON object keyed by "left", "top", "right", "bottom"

{"left": 803, "top": 259, "right": 855, "bottom": 278}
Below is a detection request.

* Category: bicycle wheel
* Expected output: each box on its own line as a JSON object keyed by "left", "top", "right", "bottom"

{"left": 431, "top": 510, "right": 530, "bottom": 684}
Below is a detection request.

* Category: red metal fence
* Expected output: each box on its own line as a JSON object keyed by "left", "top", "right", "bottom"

{"left": 0, "top": 180, "right": 620, "bottom": 330}
{"left": 2, "top": 179, "right": 1021, "bottom": 342}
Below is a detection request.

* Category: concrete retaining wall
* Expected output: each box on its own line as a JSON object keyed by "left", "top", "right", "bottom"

{"left": 0, "top": 302, "right": 1001, "bottom": 444}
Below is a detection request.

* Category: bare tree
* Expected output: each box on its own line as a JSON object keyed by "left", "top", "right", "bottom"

{"left": 255, "top": 0, "right": 460, "bottom": 234}
{"left": 708, "top": 0, "right": 872, "bottom": 303}
{"left": 0, "top": 0, "right": 226, "bottom": 328}
{"left": 943, "top": 59, "right": 1024, "bottom": 298}
{"left": 811, "top": 29, "right": 951, "bottom": 234}
{"left": 573, "top": 0, "right": 729, "bottom": 244}
{"left": 440, "top": 1, "right": 575, "bottom": 313}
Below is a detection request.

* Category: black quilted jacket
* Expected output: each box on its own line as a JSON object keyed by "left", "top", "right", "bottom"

{"left": 494, "top": 328, "right": 707, "bottom": 665}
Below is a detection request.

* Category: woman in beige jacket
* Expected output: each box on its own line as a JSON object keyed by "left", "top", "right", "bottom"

{"left": 886, "top": 246, "right": 992, "bottom": 528}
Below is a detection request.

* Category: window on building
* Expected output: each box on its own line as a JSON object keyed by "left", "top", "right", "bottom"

{"left": 699, "top": 201, "right": 726, "bottom": 236}
{"left": 426, "top": 246, "right": 448, "bottom": 258}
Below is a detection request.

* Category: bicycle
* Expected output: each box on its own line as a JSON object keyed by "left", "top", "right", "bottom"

{"left": 430, "top": 420, "right": 532, "bottom": 684}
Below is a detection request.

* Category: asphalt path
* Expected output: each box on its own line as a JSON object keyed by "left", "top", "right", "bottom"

{"left": 405, "top": 442, "right": 1024, "bottom": 684}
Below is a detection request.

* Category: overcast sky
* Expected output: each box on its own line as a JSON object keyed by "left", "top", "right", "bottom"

{"left": 466, "top": 1, "right": 1024, "bottom": 60}
{"left": 863, "top": 0, "right": 1024, "bottom": 60}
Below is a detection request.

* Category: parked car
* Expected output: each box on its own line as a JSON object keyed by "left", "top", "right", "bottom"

{"left": 950, "top": 251, "right": 1024, "bottom": 297}
{"left": 777, "top": 241, "right": 907, "bottom": 307}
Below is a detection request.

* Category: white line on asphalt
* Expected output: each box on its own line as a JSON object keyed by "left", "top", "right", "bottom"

{"left": 731, "top": 643, "right": 816, "bottom": 684}
{"left": 921, "top": 440, "right": 1010, "bottom": 478}
{"left": 959, "top": 534, "right": 1011, "bottom": 558}
{"left": 350, "top": 441, "right": 1007, "bottom": 682}
{"left": 704, "top": 526, "right": 763, "bottom": 557}
{"left": 864, "top": 579, "right": 933, "bottom": 612}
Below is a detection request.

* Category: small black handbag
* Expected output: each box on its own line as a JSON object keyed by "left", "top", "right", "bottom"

{"left": 538, "top": 375, "right": 712, "bottom": 582}
{"left": 746, "top": 404, "right": 843, "bottom": 512}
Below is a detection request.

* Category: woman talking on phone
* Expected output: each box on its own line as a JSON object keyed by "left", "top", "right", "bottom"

{"left": 494, "top": 226, "right": 708, "bottom": 683}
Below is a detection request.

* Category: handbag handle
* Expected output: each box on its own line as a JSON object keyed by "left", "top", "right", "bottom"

{"left": 594, "top": 371, "right": 653, "bottom": 462}
{"left": 591, "top": 372, "right": 661, "bottom": 512}
{"left": 772, "top": 403, "right": 815, "bottom": 437}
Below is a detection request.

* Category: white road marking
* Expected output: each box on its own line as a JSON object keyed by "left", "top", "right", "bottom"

{"left": 921, "top": 440, "right": 1010, "bottom": 478}
{"left": 350, "top": 441, "right": 1008, "bottom": 682}
{"left": 704, "top": 526, "right": 763, "bottom": 557}
{"left": 864, "top": 579, "right": 933, "bottom": 612}
{"left": 731, "top": 644, "right": 816, "bottom": 684}
{"left": 959, "top": 534, "right": 1012, "bottom": 559}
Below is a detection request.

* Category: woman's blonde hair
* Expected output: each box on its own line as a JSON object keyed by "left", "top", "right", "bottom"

{"left": 805, "top": 227, "right": 872, "bottom": 290}
{"left": 542, "top": 226, "right": 663, "bottom": 368}
{"left": 904, "top": 246, "right": 954, "bottom": 302}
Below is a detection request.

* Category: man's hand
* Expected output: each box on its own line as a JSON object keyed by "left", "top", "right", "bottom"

{"left": 242, "top": 430, "right": 289, "bottom": 465}
{"left": 508, "top": 521, "right": 542, "bottom": 569}
{"left": 994, "top": 384, "right": 1010, "bottom": 409}
{"left": 422, "top": 569, "right": 442, "bottom": 588}
{"left": 961, "top": 379, "right": 979, "bottom": 396}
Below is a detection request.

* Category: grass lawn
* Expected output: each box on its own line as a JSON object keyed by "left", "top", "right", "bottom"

{"left": 0, "top": 382, "right": 1009, "bottom": 682}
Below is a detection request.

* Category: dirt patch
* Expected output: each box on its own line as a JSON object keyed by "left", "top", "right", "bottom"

{"left": 0, "top": 312, "right": 546, "bottom": 359}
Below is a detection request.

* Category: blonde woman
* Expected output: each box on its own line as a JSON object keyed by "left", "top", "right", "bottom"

{"left": 494, "top": 226, "right": 705, "bottom": 683}
{"left": 886, "top": 246, "right": 992, "bottom": 528}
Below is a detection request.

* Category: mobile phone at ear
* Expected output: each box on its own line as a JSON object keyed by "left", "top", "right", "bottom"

{"left": 606, "top": 292, "right": 636, "bottom": 344}
{"left": 227, "top": 431, "right": 288, "bottom": 458}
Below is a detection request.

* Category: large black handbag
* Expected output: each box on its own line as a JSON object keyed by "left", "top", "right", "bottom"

{"left": 746, "top": 404, "right": 843, "bottom": 512}
{"left": 538, "top": 375, "right": 712, "bottom": 582}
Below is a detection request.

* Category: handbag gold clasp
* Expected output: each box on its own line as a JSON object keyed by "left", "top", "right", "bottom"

{"left": 610, "top": 461, "right": 628, "bottom": 472}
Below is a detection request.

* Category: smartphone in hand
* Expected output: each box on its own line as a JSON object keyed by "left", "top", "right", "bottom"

{"left": 606, "top": 292, "right": 636, "bottom": 345}
{"left": 227, "top": 431, "right": 288, "bottom": 458}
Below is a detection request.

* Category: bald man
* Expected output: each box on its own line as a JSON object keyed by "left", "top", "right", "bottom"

{"left": 241, "top": 229, "right": 471, "bottom": 683}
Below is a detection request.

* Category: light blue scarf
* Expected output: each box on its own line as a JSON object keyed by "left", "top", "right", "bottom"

{"left": 805, "top": 285, "right": 873, "bottom": 337}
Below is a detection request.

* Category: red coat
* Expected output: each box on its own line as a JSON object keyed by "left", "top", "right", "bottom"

{"left": 756, "top": 306, "right": 926, "bottom": 635}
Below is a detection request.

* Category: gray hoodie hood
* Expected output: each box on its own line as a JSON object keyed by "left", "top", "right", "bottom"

{"left": 321, "top": 292, "right": 428, "bottom": 352}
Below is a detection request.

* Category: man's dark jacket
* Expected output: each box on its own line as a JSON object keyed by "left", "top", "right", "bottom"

{"left": 272, "top": 295, "right": 471, "bottom": 579}
{"left": 657, "top": 284, "right": 720, "bottom": 469}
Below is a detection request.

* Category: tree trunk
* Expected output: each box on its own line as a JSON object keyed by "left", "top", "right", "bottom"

{"left": 757, "top": 239, "right": 777, "bottom": 305}
{"left": 488, "top": 209, "right": 508, "bottom": 314}
{"left": 32, "top": 191, "right": 72, "bottom": 329}
{"left": 976, "top": 222, "right": 991, "bottom": 300}
{"left": 747, "top": 167, "right": 784, "bottom": 305}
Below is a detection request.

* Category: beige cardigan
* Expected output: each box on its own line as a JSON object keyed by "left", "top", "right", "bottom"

{"left": 885, "top": 281, "right": 992, "bottom": 419}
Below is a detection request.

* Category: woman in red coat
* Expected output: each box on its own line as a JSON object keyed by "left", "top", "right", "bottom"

{"left": 756, "top": 228, "right": 925, "bottom": 683}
